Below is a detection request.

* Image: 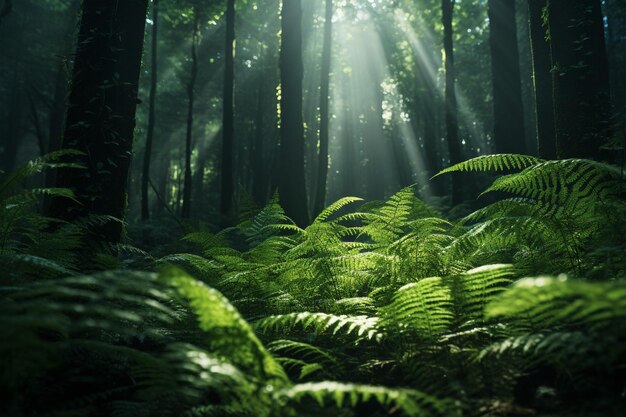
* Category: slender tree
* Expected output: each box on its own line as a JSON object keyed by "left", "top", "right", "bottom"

{"left": 528, "top": 0, "right": 556, "bottom": 159}
{"left": 279, "top": 0, "right": 309, "bottom": 226}
{"left": 252, "top": 79, "right": 267, "bottom": 205}
{"left": 181, "top": 12, "right": 199, "bottom": 219}
{"left": 0, "top": 0, "right": 12, "bottom": 27}
{"left": 547, "top": 0, "right": 612, "bottom": 159}
{"left": 488, "top": 0, "right": 526, "bottom": 154}
{"left": 49, "top": 0, "right": 149, "bottom": 249}
{"left": 141, "top": 0, "right": 159, "bottom": 220}
{"left": 313, "top": 0, "right": 333, "bottom": 217}
{"left": 220, "top": 0, "right": 235, "bottom": 223}
{"left": 442, "top": 0, "right": 463, "bottom": 205}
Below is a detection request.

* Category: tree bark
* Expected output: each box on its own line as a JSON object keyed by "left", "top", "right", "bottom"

{"left": 548, "top": 0, "right": 612, "bottom": 159}
{"left": 528, "top": 0, "right": 556, "bottom": 159}
{"left": 279, "top": 0, "right": 309, "bottom": 226}
{"left": 488, "top": 0, "right": 526, "bottom": 154}
{"left": 252, "top": 80, "right": 267, "bottom": 205}
{"left": 1, "top": 71, "right": 21, "bottom": 174}
{"left": 141, "top": 0, "right": 159, "bottom": 221}
{"left": 313, "top": 0, "right": 333, "bottom": 216}
{"left": 442, "top": 0, "right": 463, "bottom": 205}
{"left": 49, "top": 0, "right": 149, "bottom": 250}
{"left": 181, "top": 15, "right": 199, "bottom": 220}
{"left": 220, "top": 0, "right": 236, "bottom": 223}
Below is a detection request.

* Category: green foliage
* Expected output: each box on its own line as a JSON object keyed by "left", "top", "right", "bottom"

{"left": 2, "top": 154, "right": 625, "bottom": 416}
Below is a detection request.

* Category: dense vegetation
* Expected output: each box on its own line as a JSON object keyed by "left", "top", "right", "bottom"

{"left": 1, "top": 0, "right": 625, "bottom": 416}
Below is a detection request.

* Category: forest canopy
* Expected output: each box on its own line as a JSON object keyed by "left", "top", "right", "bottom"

{"left": 0, "top": 0, "right": 625, "bottom": 416}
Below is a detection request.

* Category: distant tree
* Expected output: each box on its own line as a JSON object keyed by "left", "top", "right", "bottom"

{"left": 0, "top": 0, "right": 12, "bottom": 27}
{"left": 142, "top": 0, "right": 159, "bottom": 221}
{"left": 49, "top": 0, "right": 149, "bottom": 249}
{"left": 606, "top": 0, "right": 626, "bottom": 122}
{"left": 220, "top": 0, "right": 235, "bottom": 223}
{"left": 181, "top": 10, "right": 200, "bottom": 219}
{"left": 313, "top": 0, "right": 333, "bottom": 217}
{"left": 488, "top": 0, "right": 526, "bottom": 154}
{"left": 547, "top": 0, "right": 612, "bottom": 159}
{"left": 279, "top": 0, "right": 309, "bottom": 226}
{"left": 528, "top": 0, "right": 556, "bottom": 159}
{"left": 441, "top": 0, "right": 463, "bottom": 205}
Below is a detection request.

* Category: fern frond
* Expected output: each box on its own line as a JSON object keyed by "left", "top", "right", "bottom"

{"left": 383, "top": 277, "right": 453, "bottom": 338}
{"left": 485, "top": 277, "right": 626, "bottom": 330}
{"left": 278, "top": 382, "right": 459, "bottom": 417}
{"left": 435, "top": 154, "right": 543, "bottom": 177}
{"left": 314, "top": 197, "right": 363, "bottom": 223}
{"left": 256, "top": 312, "right": 383, "bottom": 342}
{"left": 162, "top": 269, "right": 288, "bottom": 383}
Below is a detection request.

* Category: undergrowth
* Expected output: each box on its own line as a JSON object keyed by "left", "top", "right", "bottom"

{"left": 1, "top": 154, "right": 625, "bottom": 417}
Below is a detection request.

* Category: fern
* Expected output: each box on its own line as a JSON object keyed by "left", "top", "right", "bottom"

{"left": 435, "top": 154, "right": 543, "bottom": 177}
{"left": 278, "top": 382, "right": 460, "bottom": 417}
{"left": 256, "top": 312, "right": 383, "bottom": 342}
{"left": 382, "top": 277, "right": 454, "bottom": 339}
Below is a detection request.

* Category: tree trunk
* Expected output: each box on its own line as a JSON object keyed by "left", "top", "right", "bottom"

{"left": 528, "top": 0, "right": 556, "bottom": 159}
{"left": 415, "top": 61, "right": 441, "bottom": 190}
{"left": 488, "top": 0, "right": 526, "bottom": 154}
{"left": 279, "top": 0, "right": 309, "bottom": 227}
{"left": 181, "top": 15, "right": 199, "bottom": 220}
{"left": 313, "top": 0, "right": 333, "bottom": 216}
{"left": 220, "top": 0, "right": 235, "bottom": 223}
{"left": 138, "top": 1, "right": 157, "bottom": 221}
{"left": 141, "top": 0, "right": 159, "bottom": 221}
{"left": 442, "top": 0, "right": 463, "bottom": 205}
{"left": 548, "top": 0, "right": 612, "bottom": 159}
{"left": 49, "top": 0, "right": 148, "bottom": 250}
{"left": 1, "top": 72, "right": 22, "bottom": 174}
{"left": 252, "top": 80, "right": 267, "bottom": 205}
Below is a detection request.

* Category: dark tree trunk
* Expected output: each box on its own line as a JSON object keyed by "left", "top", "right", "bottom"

{"left": 528, "top": 0, "right": 556, "bottom": 159}
{"left": 488, "top": 0, "right": 526, "bottom": 154}
{"left": 181, "top": 16, "right": 199, "bottom": 220}
{"left": 252, "top": 80, "right": 267, "bottom": 205}
{"left": 0, "top": 72, "right": 21, "bottom": 174}
{"left": 415, "top": 61, "right": 441, "bottom": 190}
{"left": 313, "top": 0, "right": 333, "bottom": 216}
{"left": 27, "top": 91, "right": 46, "bottom": 156}
{"left": 220, "top": 0, "right": 235, "bottom": 223}
{"left": 442, "top": 0, "right": 463, "bottom": 205}
{"left": 279, "top": 0, "right": 309, "bottom": 227}
{"left": 141, "top": 0, "right": 159, "bottom": 221}
{"left": 46, "top": 0, "right": 80, "bottom": 156}
{"left": 341, "top": 103, "right": 357, "bottom": 197}
{"left": 0, "top": 0, "right": 12, "bottom": 27}
{"left": 548, "top": 0, "right": 612, "bottom": 159}
{"left": 49, "top": 0, "right": 148, "bottom": 251}
{"left": 193, "top": 137, "right": 207, "bottom": 218}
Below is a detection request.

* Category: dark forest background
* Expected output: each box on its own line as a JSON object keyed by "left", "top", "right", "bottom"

{"left": 1, "top": 1, "right": 625, "bottom": 417}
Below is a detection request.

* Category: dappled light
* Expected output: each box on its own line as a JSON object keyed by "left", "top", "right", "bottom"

{"left": 0, "top": 0, "right": 625, "bottom": 416}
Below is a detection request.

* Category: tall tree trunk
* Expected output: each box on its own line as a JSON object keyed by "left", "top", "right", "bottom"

{"left": 0, "top": 0, "right": 12, "bottom": 28}
{"left": 141, "top": 0, "right": 159, "bottom": 221}
{"left": 220, "top": 0, "right": 235, "bottom": 223}
{"left": 548, "top": 0, "right": 612, "bottom": 159}
{"left": 49, "top": 0, "right": 149, "bottom": 251}
{"left": 313, "top": 0, "right": 333, "bottom": 216}
{"left": 181, "top": 16, "right": 199, "bottom": 220}
{"left": 415, "top": 61, "right": 441, "bottom": 190}
{"left": 528, "top": 0, "right": 556, "bottom": 159}
{"left": 252, "top": 80, "right": 267, "bottom": 205}
{"left": 279, "top": 0, "right": 309, "bottom": 226}
{"left": 442, "top": 0, "right": 463, "bottom": 205}
{"left": 27, "top": 91, "right": 46, "bottom": 156}
{"left": 1, "top": 71, "right": 22, "bottom": 174}
{"left": 488, "top": 0, "right": 526, "bottom": 154}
